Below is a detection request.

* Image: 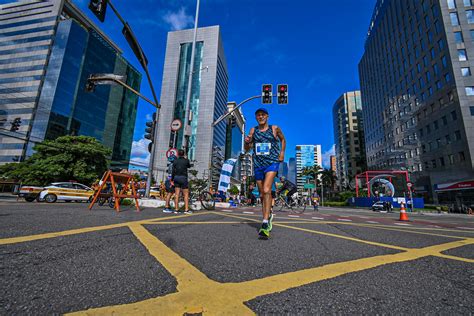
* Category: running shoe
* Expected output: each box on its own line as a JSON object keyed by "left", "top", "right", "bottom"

{"left": 163, "top": 208, "right": 173, "bottom": 213}
{"left": 258, "top": 223, "right": 270, "bottom": 238}
{"left": 184, "top": 210, "right": 193, "bottom": 214}
{"left": 268, "top": 212, "right": 273, "bottom": 231}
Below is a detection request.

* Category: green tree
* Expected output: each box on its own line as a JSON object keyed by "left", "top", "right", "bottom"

{"left": 301, "top": 165, "right": 322, "bottom": 189}
{"left": 229, "top": 184, "right": 240, "bottom": 196}
{"left": 0, "top": 136, "right": 111, "bottom": 186}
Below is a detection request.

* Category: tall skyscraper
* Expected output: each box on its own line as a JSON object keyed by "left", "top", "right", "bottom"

{"left": 0, "top": 0, "right": 141, "bottom": 167}
{"left": 278, "top": 161, "right": 288, "bottom": 179}
{"left": 288, "top": 157, "right": 296, "bottom": 184}
{"left": 154, "top": 26, "right": 228, "bottom": 184}
{"left": 332, "top": 91, "right": 366, "bottom": 191}
{"left": 295, "top": 145, "right": 322, "bottom": 191}
{"left": 359, "top": 0, "right": 474, "bottom": 203}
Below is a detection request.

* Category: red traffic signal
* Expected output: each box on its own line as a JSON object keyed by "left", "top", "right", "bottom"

{"left": 277, "top": 84, "right": 288, "bottom": 104}
{"left": 262, "top": 84, "right": 272, "bottom": 104}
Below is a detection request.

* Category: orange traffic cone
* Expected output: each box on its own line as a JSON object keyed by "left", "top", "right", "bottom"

{"left": 399, "top": 202, "right": 409, "bottom": 221}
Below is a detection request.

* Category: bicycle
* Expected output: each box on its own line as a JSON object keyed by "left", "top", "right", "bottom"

{"left": 273, "top": 192, "right": 307, "bottom": 214}
{"left": 174, "top": 182, "right": 215, "bottom": 211}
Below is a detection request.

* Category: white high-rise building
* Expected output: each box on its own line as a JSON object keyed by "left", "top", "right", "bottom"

{"left": 295, "top": 145, "right": 322, "bottom": 191}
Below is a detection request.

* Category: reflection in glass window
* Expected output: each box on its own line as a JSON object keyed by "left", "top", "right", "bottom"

{"left": 464, "top": 0, "right": 473, "bottom": 6}
{"left": 461, "top": 67, "right": 471, "bottom": 76}
{"left": 450, "top": 12, "right": 459, "bottom": 25}
{"left": 467, "top": 10, "right": 474, "bottom": 23}
{"left": 458, "top": 49, "right": 468, "bottom": 61}
{"left": 454, "top": 31, "right": 464, "bottom": 43}
{"left": 448, "top": 0, "right": 456, "bottom": 9}
{"left": 466, "top": 87, "right": 474, "bottom": 95}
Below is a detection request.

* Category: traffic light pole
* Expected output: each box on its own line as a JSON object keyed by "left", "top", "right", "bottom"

{"left": 98, "top": 0, "right": 161, "bottom": 198}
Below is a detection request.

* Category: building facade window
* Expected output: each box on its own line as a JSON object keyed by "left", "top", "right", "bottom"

{"left": 454, "top": 31, "right": 464, "bottom": 43}
{"left": 450, "top": 12, "right": 459, "bottom": 25}
{"left": 448, "top": 0, "right": 457, "bottom": 9}
{"left": 458, "top": 49, "right": 468, "bottom": 61}
{"left": 466, "top": 86, "right": 474, "bottom": 95}
{"left": 467, "top": 10, "right": 474, "bottom": 23}
{"left": 462, "top": 67, "right": 472, "bottom": 76}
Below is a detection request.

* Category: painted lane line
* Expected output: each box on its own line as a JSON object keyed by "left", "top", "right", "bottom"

{"left": 394, "top": 223, "right": 411, "bottom": 226}
{"left": 456, "top": 227, "right": 474, "bottom": 230}
{"left": 357, "top": 216, "right": 370, "bottom": 219}
{"left": 312, "top": 217, "right": 325, "bottom": 220}
{"left": 222, "top": 209, "right": 233, "bottom": 213}
{"left": 429, "top": 225, "right": 441, "bottom": 228}
{"left": 338, "top": 219, "right": 352, "bottom": 222}
{"left": 288, "top": 215, "right": 300, "bottom": 218}
{"left": 366, "top": 221, "right": 379, "bottom": 224}
{"left": 243, "top": 211, "right": 254, "bottom": 214}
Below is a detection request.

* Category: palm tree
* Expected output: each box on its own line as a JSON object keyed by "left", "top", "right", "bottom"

{"left": 302, "top": 165, "right": 322, "bottom": 203}
{"left": 320, "top": 169, "right": 337, "bottom": 197}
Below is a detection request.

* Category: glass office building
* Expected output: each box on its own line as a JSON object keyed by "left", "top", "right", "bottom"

{"left": 360, "top": 0, "right": 474, "bottom": 203}
{"left": 0, "top": 0, "right": 141, "bottom": 168}
{"left": 332, "top": 91, "right": 366, "bottom": 191}
{"left": 154, "top": 26, "right": 229, "bottom": 185}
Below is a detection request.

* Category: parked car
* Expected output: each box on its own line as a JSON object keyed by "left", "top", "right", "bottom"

{"left": 149, "top": 186, "right": 161, "bottom": 199}
{"left": 38, "top": 182, "right": 94, "bottom": 203}
{"left": 18, "top": 185, "right": 44, "bottom": 202}
{"left": 371, "top": 201, "right": 393, "bottom": 212}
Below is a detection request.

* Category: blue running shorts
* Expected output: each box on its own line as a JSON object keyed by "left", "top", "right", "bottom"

{"left": 254, "top": 162, "right": 280, "bottom": 181}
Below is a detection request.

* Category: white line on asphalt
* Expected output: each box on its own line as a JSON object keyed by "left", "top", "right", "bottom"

{"left": 243, "top": 211, "right": 254, "bottom": 214}
{"left": 429, "top": 225, "right": 441, "bottom": 228}
{"left": 222, "top": 209, "right": 233, "bottom": 213}
{"left": 394, "top": 223, "right": 411, "bottom": 226}
{"left": 312, "top": 217, "right": 324, "bottom": 220}
{"left": 456, "top": 226, "right": 474, "bottom": 230}
{"left": 338, "top": 218, "right": 352, "bottom": 222}
{"left": 366, "top": 221, "right": 379, "bottom": 224}
{"left": 288, "top": 215, "right": 300, "bottom": 218}
{"left": 357, "top": 216, "right": 369, "bottom": 219}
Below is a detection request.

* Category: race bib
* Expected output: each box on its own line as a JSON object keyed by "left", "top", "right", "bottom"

{"left": 255, "top": 143, "right": 271, "bottom": 155}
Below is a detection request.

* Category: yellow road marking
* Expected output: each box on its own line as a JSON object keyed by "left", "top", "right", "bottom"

{"left": 0, "top": 213, "right": 208, "bottom": 245}
{"left": 218, "top": 212, "right": 409, "bottom": 251}
{"left": 68, "top": 223, "right": 473, "bottom": 315}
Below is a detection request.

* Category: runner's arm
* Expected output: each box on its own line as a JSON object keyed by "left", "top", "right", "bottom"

{"left": 244, "top": 127, "right": 255, "bottom": 152}
{"left": 275, "top": 126, "right": 286, "bottom": 161}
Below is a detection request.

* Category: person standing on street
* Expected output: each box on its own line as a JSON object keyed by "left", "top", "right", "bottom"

{"left": 172, "top": 149, "right": 192, "bottom": 214}
{"left": 163, "top": 176, "right": 175, "bottom": 213}
{"left": 244, "top": 108, "right": 286, "bottom": 238}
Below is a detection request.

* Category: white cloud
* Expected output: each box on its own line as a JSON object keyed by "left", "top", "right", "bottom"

{"left": 322, "top": 144, "right": 335, "bottom": 169}
{"left": 130, "top": 138, "right": 150, "bottom": 167}
{"left": 163, "top": 7, "right": 194, "bottom": 31}
{"left": 145, "top": 113, "right": 153, "bottom": 121}
{"left": 129, "top": 156, "right": 150, "bottom": 167}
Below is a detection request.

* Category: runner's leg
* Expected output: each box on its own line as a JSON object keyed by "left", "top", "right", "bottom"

{"left": 183, "top": 188, "right": 189, "bottom": 211}
{"left": 262, "top": 171, "right": 277, "bottom": 220}
{"left": 174, "top": 187, "right": 181, "bottom": 212}
{"left": 256, "top": 180, "right": 264, "bottom": 216}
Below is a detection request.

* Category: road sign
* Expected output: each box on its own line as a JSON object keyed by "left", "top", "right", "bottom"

{"left": 304, "top": 183, "right": 316, "bottom": 189}
{"left": 170, "top": 119, "right": 182, "bottom": 132}
{"left": 242, "top": 176, "right": 247, "bottom": 180}
{"left": 407, "top": 182, "right": 413, "bottom": 188}
{"left": 166, "top": 148, "right": 178, "bottom": 159}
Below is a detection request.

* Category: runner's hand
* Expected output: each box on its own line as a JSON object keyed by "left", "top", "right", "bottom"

{"left": 244, "top": 134, "right": 253, "bottom": 143}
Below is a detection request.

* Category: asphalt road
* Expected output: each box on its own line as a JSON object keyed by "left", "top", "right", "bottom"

{"left": 0, "top": 200, "right": 473, "bottom": 314}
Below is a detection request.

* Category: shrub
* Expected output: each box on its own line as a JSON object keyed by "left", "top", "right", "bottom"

{"left": 324, "top": 201, "right": 348, "bottom": 207}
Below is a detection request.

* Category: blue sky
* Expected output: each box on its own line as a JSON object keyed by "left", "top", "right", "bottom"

{"left": 62, "top": 0, "right": 376, "bottom": 168}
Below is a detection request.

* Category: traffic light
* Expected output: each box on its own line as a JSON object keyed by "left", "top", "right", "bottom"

{"left": 277, "top": 84, "right": 288, "bottom": 104}
{"left": 229, "top": 115, "right": 237, "bottom": 128}
{"left": 10, "top": 117, "right": 21, "bottom": 132}
{"left": 88, "top": 0, "right": 108, "bottom": 22}
{"left": 262, "top": 84, "right": 272, "bottom": 104}
{"left": 145, "top": 112, "right": 157, "bottom": 152}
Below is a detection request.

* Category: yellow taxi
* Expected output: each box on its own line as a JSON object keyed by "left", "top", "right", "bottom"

{"left": 18, "top": 185, "right": 44, "bottom": 202}
{"left": 149, "top": 186, "right": 162, "bottom": 199}
{"left": 38, "top": 182, "right": 94, "bottom": 203}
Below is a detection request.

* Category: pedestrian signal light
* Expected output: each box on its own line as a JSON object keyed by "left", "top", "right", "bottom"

{"left": 277, "top": 84, "right": 288, "bottom": 104}
{"left": 144, "top": 112, "right": 157, "bottom": 146}
{"left": 262, "top": 84, "right": 272, "bottom": 104}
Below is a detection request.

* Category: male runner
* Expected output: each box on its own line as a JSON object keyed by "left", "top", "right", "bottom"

{"left": 244, "top": 108, "right": 286, "bottom": 238}
{"left": 172, "top": 149, "right": 192, "bottom": 214}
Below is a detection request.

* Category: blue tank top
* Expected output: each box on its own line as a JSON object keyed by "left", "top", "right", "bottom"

{"left": 252, "top": 125, "right": 281, "bottom": 168}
